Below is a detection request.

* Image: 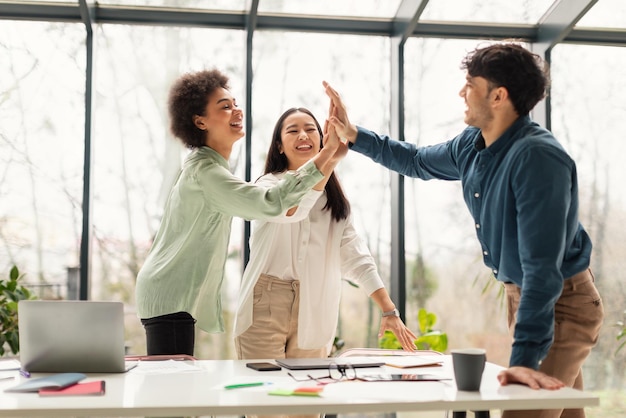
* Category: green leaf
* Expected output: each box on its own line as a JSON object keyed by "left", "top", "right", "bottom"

{"left": 416, "top": 331, "right": 448, "bottom": 352}
{"left": 378, "top": 330, "right": 402, "bottom": 350}
{"left": 417, "top": 308, "right": 437, "bottom": 334}
{"left": 9, "top": 266, "right": 19, "bottom": 281}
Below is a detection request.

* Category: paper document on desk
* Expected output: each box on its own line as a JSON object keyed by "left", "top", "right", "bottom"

{"left": 132, "top": 360, "right": 204, "bottom": 374}
{"left": 0, "top": 359, "right": 21, "bottom": 371}
{"left": 384, "top": 356, "right": 443, "bottom": 368}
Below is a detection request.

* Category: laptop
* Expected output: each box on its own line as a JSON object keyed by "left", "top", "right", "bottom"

{"left": 275, "top": 357, "right": 384, "bottom": 370}
{"left": 18, "top": 300, "right": 134, "bottom": 373}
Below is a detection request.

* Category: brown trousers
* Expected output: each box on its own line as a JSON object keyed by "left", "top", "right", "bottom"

{"left": 501, "top": 269, "right": 604, "bottom": 418}
{"left": 235, "top": 274, "right": 327, "bottom": 418}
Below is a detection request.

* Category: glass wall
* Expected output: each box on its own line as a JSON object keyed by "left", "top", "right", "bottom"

{"left": 550, "top": 43, "right": 626, "bottom": 393}
{"left": 0, "top": 21, "right": 85, "bottom": 299}
{"left": 93, "top": 24, "right": 245, "bottom": 358}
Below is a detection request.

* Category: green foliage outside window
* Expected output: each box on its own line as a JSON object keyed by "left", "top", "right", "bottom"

{"left": 378, "top": 308, "right": 448, "bottom": 353}
{"left": 0, "top": 266, "right": 36, "bottom": 356}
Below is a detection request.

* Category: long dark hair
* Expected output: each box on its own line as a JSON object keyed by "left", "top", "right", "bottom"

{"left": 264, "top": 107, "right": 350, "bottom": 222}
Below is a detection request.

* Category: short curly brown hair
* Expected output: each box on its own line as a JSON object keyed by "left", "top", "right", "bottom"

{"left": 461, "top": 42, "right": 550, "bottom": 116}
{"left": 167, "top": 69, "right": 230, "bottom": 148}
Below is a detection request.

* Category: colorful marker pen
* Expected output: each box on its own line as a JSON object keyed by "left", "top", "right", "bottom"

{"left": 224, "top": 382, "right": 271, "bottom": 390}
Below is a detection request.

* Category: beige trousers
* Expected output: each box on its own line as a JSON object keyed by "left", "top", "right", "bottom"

{"left": 235, "top": 274, "right": 327, "bottom": 418}
{"left": 501, "top": 269, "right": 604, "bottom": 418}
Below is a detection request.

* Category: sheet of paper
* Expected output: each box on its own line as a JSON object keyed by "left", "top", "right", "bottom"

{"left": 0, "top": 359, "right": 21, "bottom": 371}
{"left": 131, "top": 360, "right": 204, "bottom": 374}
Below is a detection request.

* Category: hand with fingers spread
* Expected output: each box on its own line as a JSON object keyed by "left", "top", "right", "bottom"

{"left": 497, "top": 366, "right": 565, "bottom": 390}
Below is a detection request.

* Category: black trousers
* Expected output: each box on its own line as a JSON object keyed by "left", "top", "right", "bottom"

{"left": 141, "top": 311, "right": 196, "bottom": 356}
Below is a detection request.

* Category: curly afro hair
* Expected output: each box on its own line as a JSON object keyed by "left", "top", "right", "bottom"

{"left": 167, "top": 69, "right": 230, "bottom": 148}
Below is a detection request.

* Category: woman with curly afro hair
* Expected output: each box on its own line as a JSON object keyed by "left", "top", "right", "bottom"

{"left": 135, "top": 69, "right": 347, "bottom": 356}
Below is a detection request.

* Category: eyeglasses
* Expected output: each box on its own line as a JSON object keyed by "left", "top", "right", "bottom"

{"left": 288, "top": 362, "right": 357, "bottom": 384}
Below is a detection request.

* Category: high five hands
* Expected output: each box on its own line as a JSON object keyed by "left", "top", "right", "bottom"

{"left": 323, "top": 81, "right": 359, "bottom": 145}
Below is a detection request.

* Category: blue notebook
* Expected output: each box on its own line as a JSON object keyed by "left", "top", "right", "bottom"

{"left": 5, "top": 372, "right": 86, "bottom": 393}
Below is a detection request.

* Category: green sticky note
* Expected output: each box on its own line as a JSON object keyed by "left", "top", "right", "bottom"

{"left": 268, "top": 388, "right": 295, "bottom": 396}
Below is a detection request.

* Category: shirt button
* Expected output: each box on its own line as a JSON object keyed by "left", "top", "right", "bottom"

{"left": 493, "top": 269, "right": 498, "bottom": 274}
{"left": 475, "top": 223, "right": 480, "bottom": 229}
{"left": 483, "top": 251, "right": 488, "bottom": 256}
{"left": 474, "top": 192, "right": 480, "bottom": 198}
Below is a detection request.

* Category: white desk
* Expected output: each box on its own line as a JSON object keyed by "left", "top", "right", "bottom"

{"left": 0, "top": 356, "right": 598, "bottom": 417}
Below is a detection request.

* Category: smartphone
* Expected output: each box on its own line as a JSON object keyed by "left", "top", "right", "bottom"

{"left": 245, "top": 362, "right": 282, "bottom": 371}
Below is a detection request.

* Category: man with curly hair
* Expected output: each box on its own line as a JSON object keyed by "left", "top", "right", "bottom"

{"left": 325, "top": 43, "right": 603, "bottom": 418}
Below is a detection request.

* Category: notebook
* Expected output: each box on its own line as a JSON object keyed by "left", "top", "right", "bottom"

{"left": 275, "top": 357, "right": 384, "bottom": 370}
{"left": 5, "top": 372, "right": 86, "bottom": 392}
{"left": 18, "top": 300, "right": 134, "bottom": 373}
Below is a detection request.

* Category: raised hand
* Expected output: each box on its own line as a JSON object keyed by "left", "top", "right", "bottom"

{"left": 323, "top": 81, "right": 358, "bottom": 144}
{"left": 313, "top": 110, "right": 346, "bottom": 177}
{"left": 324, "top": 122, "right": 348, "bottom": 163}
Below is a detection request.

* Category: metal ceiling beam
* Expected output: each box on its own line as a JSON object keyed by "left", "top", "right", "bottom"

{"left": 536, "top": 0, "right": 599, "bottom": 51}
{"left": 0, "top": 2, "right": 81, "bottom": 21}
{"left": 0, "top": 3, "right": 623, "bottom": 46}
{"left": 393, "top": 0, "right": 429, "bottom": 42}
{"left": 532, "top": 0, "right": 597, "bottom": 133}
{"left": 565, "top": 27, "right": 626, "bottom": 47}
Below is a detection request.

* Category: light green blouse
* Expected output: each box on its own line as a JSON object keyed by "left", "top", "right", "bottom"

{"left": 135, "top": 146, "right": 323, "bottom": 332}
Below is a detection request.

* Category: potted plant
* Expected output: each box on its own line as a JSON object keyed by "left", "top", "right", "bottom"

{"left": 0, "top": 266, "right": 36, "bottom": 356}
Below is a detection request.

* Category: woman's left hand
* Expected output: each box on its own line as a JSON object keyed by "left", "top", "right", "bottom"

{"left": 379, "top": 316, "right": 418, "bottom": 352}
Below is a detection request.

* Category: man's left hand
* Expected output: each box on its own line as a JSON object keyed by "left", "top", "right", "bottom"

{"left": 497, "top": 366, "right": 565, "bottom": 390}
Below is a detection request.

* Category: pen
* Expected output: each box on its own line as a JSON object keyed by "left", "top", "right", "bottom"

{"left": 224, "top": 382, "right": 270, "bottom": 390}
{"left": 19, "top": 370, "right": 30, "bottom": 378}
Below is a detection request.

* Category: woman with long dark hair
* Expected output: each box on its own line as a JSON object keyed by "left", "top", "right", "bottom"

{"left": 234, "top": 107, "right": 416, "bottom": 361}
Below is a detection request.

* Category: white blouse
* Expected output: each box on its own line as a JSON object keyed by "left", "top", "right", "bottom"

{"left": 234, "top": 172, "right": 385, "bottom": 350}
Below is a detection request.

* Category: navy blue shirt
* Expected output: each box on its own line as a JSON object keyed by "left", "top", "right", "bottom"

{"left": 352, "top": 115, "right": 592, "bottom": 369}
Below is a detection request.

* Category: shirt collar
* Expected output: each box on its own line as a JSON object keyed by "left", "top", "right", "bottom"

{"left": 188, "top": 146, "right": 229, "bottom": 169}
{"left": 473, "top": 115, "right": 532, "bottom": 154}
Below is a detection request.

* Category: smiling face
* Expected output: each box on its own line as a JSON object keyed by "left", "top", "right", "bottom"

{"left": 279, "top": 111, "right": 322, "bottom": 170}
{"left": 459, "top": 74, "right": 495, "bottom": 129}
{"left": 193, "top": 87, "right": 244, "bottom": 150}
